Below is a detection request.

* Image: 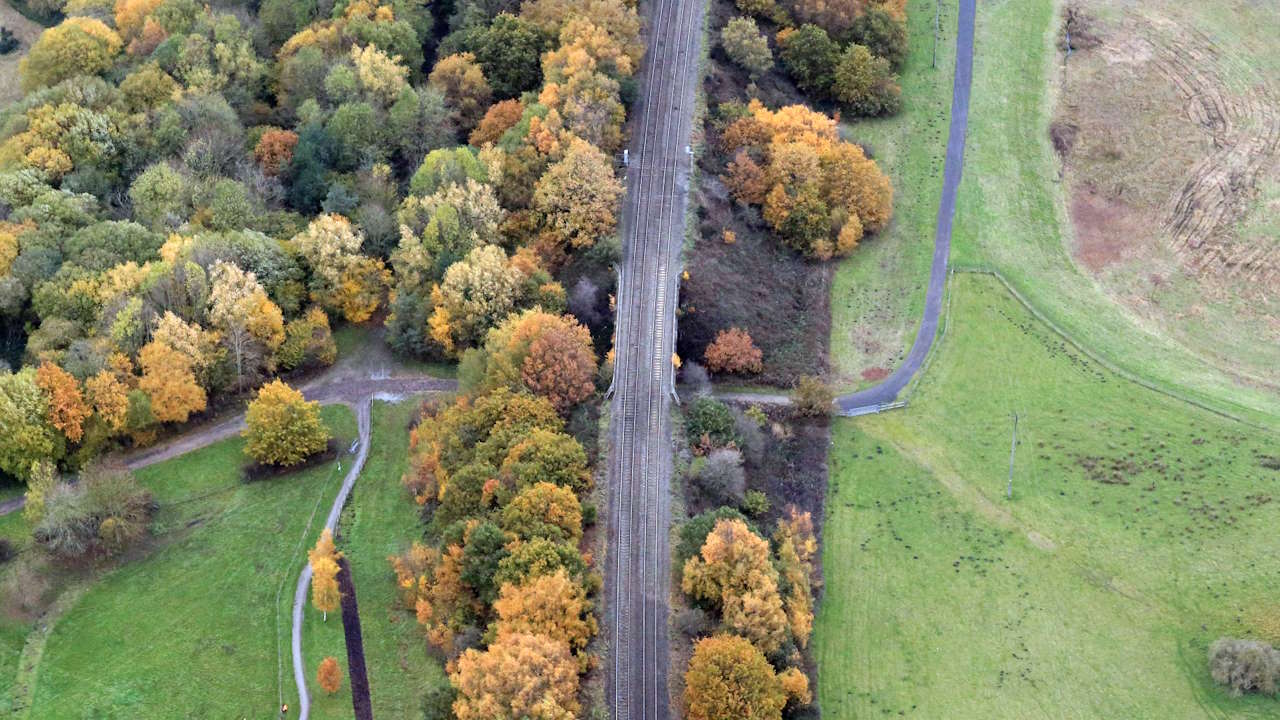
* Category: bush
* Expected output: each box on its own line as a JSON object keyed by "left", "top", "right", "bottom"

{"left": 791, "top": 376, "right": 833, "bottom": 417}
{"left": 679, "top": 362, "right": 712, "bottom": 398}
{"left": 685, "top": 397, "right": 738, "bottom": 448}
{"left": 0, "top": 27, "right": 19, "bottom": 55}
{"left": 33, "top": 462, "right": 153, "bottom": 559}
{"left": 0, "top": 538, "right": 13, "bottom": 564}
{"left": 849, "top": 7, "right": 908, "bottom": 70}
{"left": 832, "top": 43, "right": 902, "bottom": 117}
{"left": 741, "top": 489, "right": 770, "bottom": 516}
{"left": 777, "top": 24, "right": 839, "bottom": 97}
{"left": 1209, "top": 638, "right": 1280, "bottom": 697}
{"left": 421, "top": 676, "right": 458, "bottom": 720}
{"left": 275, "top": 307, "right": 337, "bottom": 371}
{"left": 691, "top": 448, "right": 746, "bottom": 507}
{"left": 721, "top": 17, "right": 773, "bottom": 80}
{"left": 704, "top": 327, "right": 763, "bottom": 375}
{"left": 675, "top": 607, "right": 712, "bottom": 638}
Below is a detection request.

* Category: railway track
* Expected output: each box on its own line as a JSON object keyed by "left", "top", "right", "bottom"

{"left": 606, "top": 0, "right": 707, "bottom": 717}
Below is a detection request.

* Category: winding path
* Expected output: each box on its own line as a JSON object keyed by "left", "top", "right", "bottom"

{"left": 836, "top": 0, "right": 976, "bottom": 416}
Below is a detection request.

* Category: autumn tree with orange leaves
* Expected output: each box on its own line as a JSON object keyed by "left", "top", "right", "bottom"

{"left": 492, "top": 568, "right": 598, "bottom": 655}
{"left": 35, "top": 362, "right": 91, "bottom": 443}
{"left": 682, "top": 518, "right": 790, "bottom": 654}
{"left": 317, "top": 656, "right": 343, "bottom": 695}
{"left": 137, "top": 341, "right": 207, "bottom": 424}
{"left": 703, "top": 328, "right": 764, "bottom": 375}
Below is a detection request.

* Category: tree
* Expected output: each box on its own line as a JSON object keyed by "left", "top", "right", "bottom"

{"left": 682, "top": 519, "right": 790, "bottom": 654}
{"left": 23, "top": 460, "right": 58, "bottom": 524}
{"left": 450, "top": 632, "right": 580, "bottom": 720}
{"left": 493, "top": 569, "right": 597, "bottom": 653}
{"left": 317, "top": 656, "right": 344, "bottom": 695}
{"left": 20, "top": 17, "right": 122, "bottom": 91}
{"left": 832, "top": 43, "right": 901, "bottom": 117}
{"left": 431, "top": 245, "right": 527, "bottom": 354}
{"left": 685, "top": 397, "right": 738, "bottom": 449}
{"left": 85, "top": 370, "right": 129, "bottom": 433}
{"left": 243, "top": 380, "right": 330, "bottom": 466}
{"left": 470, "top": 13, "right": 547, "bottom": 100}
{"left": 1209, "top": 638, "right": 1280, "bottom": 697}
{"left": 704, "top": 328, "right": 763, "bottom": 375}
{"left": 350, "top": 43, "right": 409, "bottom": 106}
{"left": 683, "top": 635, "right": 786, "bottom": 720}
{"left": 778, "top": 667, "right": 812, "bottom": 706}
{"left": 254, "top": 129, "right": 299, "bottom": 177}
{"left": 776, "top": 24, "right": 839, "bottom": 97}
{"left": 208, "top": 261, "right": 285, "bottom": 389}
{"left": 499, "top": 428, "right": 590, "bottom": 492}
{"left": 309, "top": 528, "right": 342, "bottom": 620}
{"left": 429, "top": 52, "right": 492, "bottom": 133}
{"left": 500, "top": 482, "right": 582, "bottom": 543}
{"left": 460, "top": 520, "right": 509, "bottom": 605}
{"left": 850, "top": 6, "right": 908, "bottom": 70}
{"left": 721, "top": 17, "right": 773, "bottom": 80}
{"left": 690, "top": 448, "right": 746, "bottom": 507}
{"left": 520, "top": 320, "right": 598, "bottom": 412}
{"left": 35, "top": 362, "right": 91, "bottom": 443}
{"left": 275, "top": 307, "right": 338, "bottom": 371}
{"left": 470, "top": 99, "right": 525, "bottom": 146}
{"left": 786, "top": 0, "right": 865, "bottom": 40}
{"left": 533, "top": 138, "right": 622, "bottom": 250}
{"left": 137, "top": 341, "right": 207, "bottom": 424}
{"left": 114, "top": 0, "right": 165, "bottom": 40}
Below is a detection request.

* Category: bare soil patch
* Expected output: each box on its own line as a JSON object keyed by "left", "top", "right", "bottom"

{"left": 1053, "top": 1, "right": 1280, "bottom": 384}
{"left": 0, "top": 0, "right": 42, "bottom": 106}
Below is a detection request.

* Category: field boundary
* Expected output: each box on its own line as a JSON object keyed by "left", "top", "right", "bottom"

{"left": 950, "top": 265, "right": 1273, "bottom": 431}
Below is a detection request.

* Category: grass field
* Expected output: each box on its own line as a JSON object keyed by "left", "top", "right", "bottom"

{"left": 25, "top": 405, "right": 358, "bottom": 718}
{"left": 815, "top": 273, "right": 1280, "bottom": 718}
{"left": 828, "top": 0, "right": 956, "bottom": 391}
{"left": 300, "top": 398, "right": 444, "bottom": 718}
{"left": 948, "top": 0, "right": 1279, "bottom": 423}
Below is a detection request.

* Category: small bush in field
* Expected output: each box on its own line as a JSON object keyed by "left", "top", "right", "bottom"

{"left": 1209, "top": 638, "right": 1280, "bottom": 697}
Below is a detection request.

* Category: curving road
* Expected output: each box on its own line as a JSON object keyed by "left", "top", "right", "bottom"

{"left": 836, "top": 0, "right": 976, "bottom": 416}
{"left": 605, "top": 0, "right": 706, "bottom": 717}
{"left": 290, "top": 398, "right": 371, "bottom": 720}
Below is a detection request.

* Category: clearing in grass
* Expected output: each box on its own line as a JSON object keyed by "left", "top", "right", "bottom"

{"left": 816, "top": 273, "right": 1280, "bottom": 718}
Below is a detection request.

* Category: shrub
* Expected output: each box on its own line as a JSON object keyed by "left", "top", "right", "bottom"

{"left": 721, "top": 17, "right": 773, "bottom": 80}
{"left": 741, "top": 489, "right": 770, "bottom": 516}
{"left": 777, "top": 24, "right": 839, "bottom": 97}
{"left": 675, "top": 607, "right": 712, "bottom": 638}
{"left": 685, "top": 397, "right": 738, "bottom": 448}
{"left": 0, "top": 538, "right": 13, "bottom": 564}
{"left": 679, "top": 362, "right": 712, "bottom": 398}
{"left": 0, "top": 27, "right": 19, "bottom": 55}
{"left": 420, "top": 675, "right": 457, "bottom": 720}
{"left": 849, "top": 7, "right": 908, "bottom": 70}
{"left": 704, "top": 327, "right": 763, "bottom": 374}
{"left": 690, "top": 448, "right": 746, "bottom": 507}
{"left": 275, "top": 307, "right": 337, "bottom": 371}
{"left": 791, "top": 375, "right": 833, "bottom": 417}
{"left": 1209, "top": 638, "right": 1280, "bottom": 697}
{"left": 33, "top": 462, "right": 153, "bottom": 559}
{"left": 832, "top": 43, "right": 902, "bottom": 117}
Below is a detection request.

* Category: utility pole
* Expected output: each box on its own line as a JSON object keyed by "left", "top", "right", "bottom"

{"left": 1006, "top": 413, "right": 1019, "bottom": 499}
{"left": 932, "top": 0, "right": 941, "bottom": 69}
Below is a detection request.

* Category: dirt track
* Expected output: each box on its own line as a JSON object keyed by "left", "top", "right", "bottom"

{"left": 605, "top": 0, "right": 706, "bottom": 717}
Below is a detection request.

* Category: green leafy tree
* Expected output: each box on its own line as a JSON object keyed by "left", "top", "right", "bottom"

{"left": 777, "top": 24, "right": 839, "bottom": 97}
{"left": 0, "top": 368, "right": 65, "bottom": 480}
{"left": 20, "top": 17, "right": 122, "bottom": 91}
{"left": 720, "top": 17, "right": 773, "bottom": 80}
{"left": 832, "top": 42, "right": 902, "bottom": 117}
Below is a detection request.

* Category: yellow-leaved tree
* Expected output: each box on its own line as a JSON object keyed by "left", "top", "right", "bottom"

{"left": 682, "top": 518, "right": 790, "bottom": 654}
{"left": 242, "top": 380, "right": 330, "bottom": 467}
{"left": 450, "top": 632, "right": 580, "bottom": 720}
{"left": 308, "top": 528, "right": 342, "bottom": 620}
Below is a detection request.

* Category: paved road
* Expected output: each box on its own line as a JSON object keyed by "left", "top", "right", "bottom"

{"left": 606, "top": 0, "right": 706, "bottom": 717}
{"left": 836, "top": 0, "right": 976, "bottom": 416}
{"left": 291, "top": 397, "right": 372, "bottom": 720}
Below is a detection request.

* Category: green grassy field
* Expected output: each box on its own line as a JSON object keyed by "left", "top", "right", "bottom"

{"left": 24, "top": 405, "right": 358, "bottom": 718}
{"left": 815, "top": 273, "right": 1280, "bottom": 718}
{"left": 301, "top": 398, "right": 444, "bottom": 719}
{"left": 948, "top": 0, "right": 1279, "bottom": 423}
{"left": 829, "top": 0, "right": 956, "bottom": 391}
